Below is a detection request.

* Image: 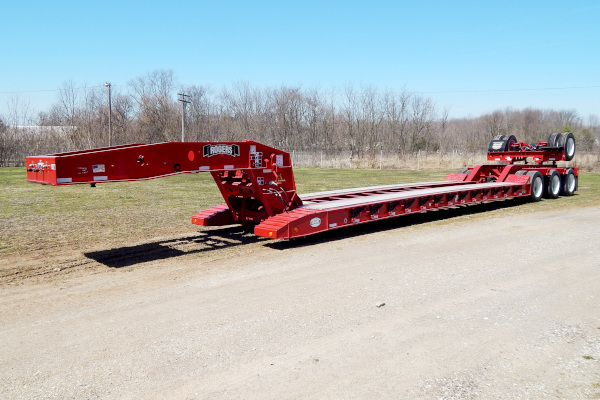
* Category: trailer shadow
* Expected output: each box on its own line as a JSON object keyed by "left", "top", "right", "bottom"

{"left": 266, "top": 198, "right": 530, "bottom": 250}
{"left": 87, "top": 199, "right": 531, "bottom": 267}
{"left": 84, "top": 226, "right": 266, "bottom": 268}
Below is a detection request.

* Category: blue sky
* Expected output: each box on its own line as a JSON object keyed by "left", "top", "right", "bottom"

{"left": 1, "top": 0, "right": 599, "bottom": 120}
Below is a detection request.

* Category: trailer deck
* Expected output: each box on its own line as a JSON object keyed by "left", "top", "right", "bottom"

{"left": 253, "top": 178, "right": 529, "bottom": 239}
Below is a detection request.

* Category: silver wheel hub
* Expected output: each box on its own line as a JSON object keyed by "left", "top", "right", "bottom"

{"left": 533, "top": 177, "right": 543, "bottom": 197}
{"left": 566, "top": 137, "right": 575, "bottom": 157}
{"left": 567, "top": 174, "right": 576, "bottom": 192}
{"left": 551, "top": 175, "right": 560, "bottom": 194}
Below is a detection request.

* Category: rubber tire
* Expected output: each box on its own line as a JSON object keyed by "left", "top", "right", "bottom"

{"left": 515, "top": 170, "right": 528, "bottom": 175}
{"left": 527, "top": 170, "right": 544, "bottom": 202}
{"left": 544, "top": 169, "right": 561, "bottom": 199}
{"left": 504, "top": 135, "right": 517, "bottom": 151}
{"left": 493, "top": 135, "right": 507, "bottom": 141}
{"left": 547, "top": 132, "right": 561, "bottom": 147}
{"left": 561, "top": 168, "right": 577, "bottom": 196}
{"left": 557, "top": 132, "right": 576, "bottom": 161}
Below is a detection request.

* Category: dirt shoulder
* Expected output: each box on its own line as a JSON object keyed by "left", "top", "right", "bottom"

{"left": 1, "top": 205, "right": 599, "bottom": 399}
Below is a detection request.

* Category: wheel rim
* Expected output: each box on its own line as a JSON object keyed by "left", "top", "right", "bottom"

{"left": 533, "top": 176, "right": 543, "bottom": 198}
{"left": 551, "top": 174, "right": 560, "bottom": 195}
{"left": 566, "top": 137, "right": 575, "bottom": 157}
{"left": 567, "top": 173, "right": 576, "bottom": 192}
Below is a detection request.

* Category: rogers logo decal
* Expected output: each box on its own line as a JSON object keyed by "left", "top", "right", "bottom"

{"left": 203, "top": 144, "right": 240, "bottom": 157}
{"left": 310, "top": 217, "right": 321, "bottom": 228}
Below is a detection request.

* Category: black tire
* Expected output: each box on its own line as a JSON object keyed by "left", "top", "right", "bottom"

{"left": 557, "top": 132, "right": 576, "bottom": 161}
{"left": 505, "top": 135, "right": 517, "bottom": 150}
{"left": 561, "top": 168, "right": 577, "bottom": 196}
{"left": 547, "top": 132, "right": 561, "bottom": 147}
{"left": 526, "top": 170, "right": 544, "bottom": 202}
{"left": 515, "top": 170, "right": 528, "bottom": 175}
{"left": 544, "top": 169, "right": 561, "bottom": 199}
{"left": 493, "top": 135, "right": 507, "bottom": 140}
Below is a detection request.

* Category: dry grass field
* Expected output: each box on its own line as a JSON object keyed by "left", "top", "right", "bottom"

{"left": 1, "top": 166, "right": 599, "bottom": 284}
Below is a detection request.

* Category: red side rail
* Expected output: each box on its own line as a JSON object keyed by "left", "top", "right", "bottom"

{"left": 487, "top": 149, "right": 566, "bottom": 164}
{"left": 254, "top": 177, "right": 531, "bottom": 239}
{"left": 25, "top": 141, "right": 290, "bottom": 185}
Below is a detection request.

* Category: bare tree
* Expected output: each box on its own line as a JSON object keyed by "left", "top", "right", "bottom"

{"left": 341, "top": 85, "right": 360, "bottom": 159}
{"left": 433, "top": 107, "right": 456, "bottom": 152}
{"left": 129, "top": 69, "right": 178, "bottom": 142}
{"left": 221, "top": 81, "right": 267, "bottom": 142}
{"left": 109, "top": 92, "right": 134, "bottom": 145}
{"left": 484, "top": 110, "right": 505, "bottom": 138}
{"left": 6, "top": 95, "right": 34, "bottom": 127}
{"left": 4, "top": 71, "right": 599, "bottom": 168}
{"left": 382, "top": 89, "right": 410, "bottom": 153}
{"left": 360, "top": 86, "right": 383, "bottom": 156}
{"left": 183, "top": 85, "right": 215, "bottom": 141}
{"left": 3, "top": 95, "right": 36, "bottom": 165}
{"left": 0, "top": 117, "right": 8, "bottom": 166}
{"left": 409, "top": 95, "right": 435, "bottom": 151}
{"left": 304, "top": 88, "right": 332, "bottom": 151}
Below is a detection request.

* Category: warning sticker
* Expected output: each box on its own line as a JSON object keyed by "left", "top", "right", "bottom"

{"left": 92, "top": 164, "right": 106, "bottom": 173}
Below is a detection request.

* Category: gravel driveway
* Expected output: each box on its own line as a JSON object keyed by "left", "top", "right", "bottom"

{"left": 1, "top": 205, "right": 599, "bottom": 399}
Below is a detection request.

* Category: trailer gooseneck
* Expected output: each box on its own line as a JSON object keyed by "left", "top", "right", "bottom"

{"left": 25, "top": 132, "right": 578, "bottom": 239}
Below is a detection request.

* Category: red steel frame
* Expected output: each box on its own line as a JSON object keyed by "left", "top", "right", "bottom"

{"left": 25, "top": 139, "right": 578, "bottom": 240}
{"left": 26, "top": 141, "right": 300, "bottom": 226}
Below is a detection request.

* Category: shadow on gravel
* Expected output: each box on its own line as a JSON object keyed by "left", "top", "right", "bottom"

{"left": 85, "top": 226, "right": 265, "bottom": 268}
{"left": 87, "top": 199, "right": 531, "bottom": 267}
{"left": 266, "top": 198, "right": 530, "bottom": 250}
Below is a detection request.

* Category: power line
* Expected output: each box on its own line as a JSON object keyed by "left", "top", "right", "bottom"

{"left": 0, "top": 84, "right": 109, "bottom": 94}
{"left": 419, "top": 85, "right": 600, "bottom": 94}
{"left": 2, "top": 84, "right": 599, "bottom": 97}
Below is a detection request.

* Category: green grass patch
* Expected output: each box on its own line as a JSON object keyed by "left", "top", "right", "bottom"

{"left": 2, "top": 167, "right": 600, "bottom": 257}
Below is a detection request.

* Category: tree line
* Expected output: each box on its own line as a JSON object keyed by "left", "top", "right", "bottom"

{"left": 1, "top": 69, "right": 598, "bottom": 167}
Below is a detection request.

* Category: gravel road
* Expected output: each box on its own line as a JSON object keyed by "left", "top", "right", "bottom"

{"left": 1, "top": 205, "right": 599, "bottom": 399}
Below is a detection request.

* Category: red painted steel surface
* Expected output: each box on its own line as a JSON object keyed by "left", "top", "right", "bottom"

{"left": 255, "top": 179, "right": 530, "bottom": 239}
{"left": 191, "top": 204, "right": 235, "bottom": 226}
{"left": 25, "top": 141, "right": 292, "bottom": 185}
{"left": 488, "top": 149, "right": 566, "bottom": 164}
{"left": 25, "top": 139, "right": 578, "bottom": 240}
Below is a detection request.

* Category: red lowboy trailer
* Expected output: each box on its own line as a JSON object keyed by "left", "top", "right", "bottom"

{"left": 25, "top": 133, "right": 578, "bottom": 239}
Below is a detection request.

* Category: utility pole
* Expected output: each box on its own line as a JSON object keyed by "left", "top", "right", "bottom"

{"left": 178, "top": 92, "right": 191, "bottom": 142}
{"left": 104, "top": 82, "right": 112, "bottom": 146}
